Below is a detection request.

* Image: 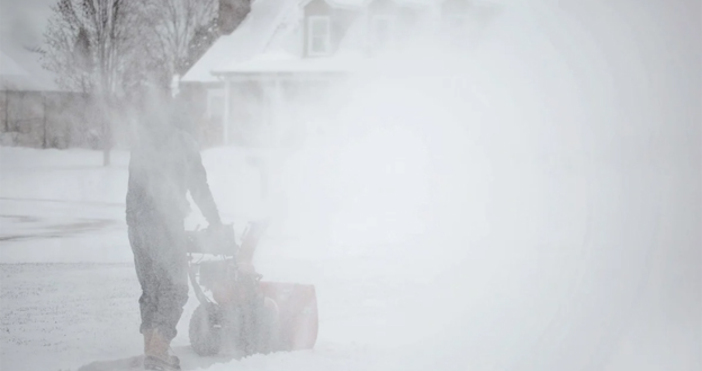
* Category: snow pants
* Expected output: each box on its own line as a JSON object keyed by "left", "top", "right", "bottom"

{"left": 127, "top": 218, "right": 189, "bottom": 342}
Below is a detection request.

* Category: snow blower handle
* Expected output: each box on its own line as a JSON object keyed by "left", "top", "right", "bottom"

{"left": 237, "top": 219, "right": 271, "bottom": 265}
{"left": 185, "top": 223, "right": 237, "bottom": 256}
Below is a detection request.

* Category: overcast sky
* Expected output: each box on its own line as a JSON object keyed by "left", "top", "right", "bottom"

{"left": 0, "top": 0, "right": 56, "bottom": 86}
{"left": 0, "top": 0, "right": 54, "bottom": 51}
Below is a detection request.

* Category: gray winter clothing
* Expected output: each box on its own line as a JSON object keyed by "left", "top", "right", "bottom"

{"left": 126, "top": 106, "right": 220, "bottom": 341}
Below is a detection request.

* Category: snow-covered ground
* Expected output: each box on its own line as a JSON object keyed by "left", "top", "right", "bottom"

{"left": 1, "top": 137, "right": 699, "bottom": 371}
{"left": 1, "top": 1, "right": 700, "bottom": 371}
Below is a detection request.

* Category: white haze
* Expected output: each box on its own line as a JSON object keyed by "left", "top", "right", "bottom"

{"left": 1, "top": 0, "right": 700, "bottom": 370}
{"left": 248, "top": 1, "right": 701, "bottom": 370}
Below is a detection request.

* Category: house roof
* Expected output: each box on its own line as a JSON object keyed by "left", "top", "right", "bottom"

{"left": 300, "top": 0, "right": 371, "bottom": 9}
{"left": 303, "top": 0, "right": 436, "bottom": 9}
{"left": 183, "top": 0, "right": 378, "bottom": 81}
{"left": 0, "top": 50, "right": 27, "bottom": 76}
{"left": 0, "top": 0, "right": 60, "bottom": 91}
{"left": 183, "top": 0, "right": 502, "bottom": 81}
{"left": 0, "top": 49, "right": 56, "bottom": 91}
{"left": 211, "top": 50, "right": 365, "bottom": 75}
{"left": 182, "top": 0, "right": 303, "bottom": 82}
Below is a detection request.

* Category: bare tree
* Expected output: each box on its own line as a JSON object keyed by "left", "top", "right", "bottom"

{"left": 40, "top": 0, "right": 251, "bottom": 164}
{"left": 137, "top": 0, "right": 250, "bottom": 86}
{"left": 139, "top": 0, "right": 217, "bottom": 83}
{"left": 41, "top": 0, "right": 144, "bottom": 165}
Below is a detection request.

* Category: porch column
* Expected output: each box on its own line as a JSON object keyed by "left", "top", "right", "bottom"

{"left": 271, "top": 76, "right": 284, "bottom": 146}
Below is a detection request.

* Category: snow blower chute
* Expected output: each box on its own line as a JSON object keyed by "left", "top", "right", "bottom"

{"left": 185, "top": 221, "right": 318, "bottom": 357}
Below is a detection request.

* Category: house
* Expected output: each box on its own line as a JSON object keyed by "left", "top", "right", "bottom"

{"left": 0, "top": 49, "right": 105, "bottom": 149}
{"left": 182, "top": 0, "right": 501, "bottom": 147}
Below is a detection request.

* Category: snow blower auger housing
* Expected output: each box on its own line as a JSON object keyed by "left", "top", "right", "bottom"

{"left": 185, "top": 221, "right": 318, "bottom": 357}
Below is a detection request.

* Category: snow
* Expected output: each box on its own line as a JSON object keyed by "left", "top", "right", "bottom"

{"left": 0, "top": 49, "right": 47, "bottom": 91}
{"left": 182, "top": 0, "right": 302, "bottom": 82}
{"left": 2, "top": 1, "right": 700, "bottom": 371}
{"left": 0, "top": 0, "right": 58, "bottom": 91}
{"left": 215, "top": 51, "right": 364, "bottom": 74}
{"left": 1, "top": 121, "right": 699, "bottom": 371}
{"left": 0, "top": 50, "right": 29, "bottom": 76}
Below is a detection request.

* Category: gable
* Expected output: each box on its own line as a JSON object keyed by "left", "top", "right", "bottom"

{"left": 0, "top": 49, "right": 55, "bottom": 91}
{"left": 305, "top": 0, "right": 333, "bottom": 15}
{"left": 185, "top": 0, "right": 503, "bottom": 80}
{"left": 182, "top": 0, "right": 301, "bottom": 82}
{"left": 302, "top": 0, "right": 364, "bottom": 57}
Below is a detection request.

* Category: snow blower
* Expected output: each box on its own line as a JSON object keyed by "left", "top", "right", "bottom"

{"left": 185, "top": 221, "right": 318, "bottom": 357}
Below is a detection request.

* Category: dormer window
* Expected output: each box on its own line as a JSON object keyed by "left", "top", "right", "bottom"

{"left": 307, "top": 16, "right": 331, "bottom": 56}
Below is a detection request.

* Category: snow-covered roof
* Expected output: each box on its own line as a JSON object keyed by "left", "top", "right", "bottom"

{"left": 182, "top": 0, "right": 302, "bottom": 82}
{"left": 0, "top": 50, "right": 27, "bottom": 76}
{"left": 310, "top": 0, "right": 436, "bottom": 8}
{"left": 183, "top": 0, "right": 499, "bottom": 82}
{"left": 211, "top": 51, "right": 364, "bottom": 75}
{"left": 0, "top": 0, "right": 61, "bottom": 91}
{"left": 300, "top": 0, "right": 370, "bottom": 9}
{"left": 0, "top": 49, "right": 54, "bottom": 91}
{"left": 184, "top": 0, "right": 379, "bottom": 81}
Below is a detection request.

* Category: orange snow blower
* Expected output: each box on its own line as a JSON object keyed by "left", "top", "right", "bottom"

{"left": 185, "top": 221, "right": 318, "bottom": 357}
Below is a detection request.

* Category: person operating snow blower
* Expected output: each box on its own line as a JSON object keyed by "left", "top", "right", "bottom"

{"left": 126, "top": 83, "right": 222, "bottom": 371}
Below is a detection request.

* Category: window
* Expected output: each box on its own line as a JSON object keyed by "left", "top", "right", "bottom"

{"left": 307, "top": 16, "right": 331, "bottom": 56}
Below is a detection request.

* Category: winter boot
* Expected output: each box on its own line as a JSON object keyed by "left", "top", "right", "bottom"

{"left": 144, "top": 329, "right": 181, "bottom": 371}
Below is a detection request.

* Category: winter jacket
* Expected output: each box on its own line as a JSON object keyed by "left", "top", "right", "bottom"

{"left": 126, "top": 118, "right": 220, "bottom": 229}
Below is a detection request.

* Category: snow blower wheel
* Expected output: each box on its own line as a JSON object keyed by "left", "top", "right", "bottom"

{"left": 189, "top": 303, "right": 222, "bottom": 356}
{"left": 253, "top": 296, "right": 281, "bottom": 355}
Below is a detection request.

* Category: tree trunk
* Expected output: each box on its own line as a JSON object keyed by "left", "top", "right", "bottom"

{"left": 103, "top": 136, "right": 111, "bottom": 165}
{"left": 102, "top": 96, "right": 112, "bottom": 166}
{"left": 42, "top": 94, "right": 47, "bottom": 149}
{"left": 102, "top": 122, "right": 111, "bottom": 166}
